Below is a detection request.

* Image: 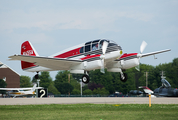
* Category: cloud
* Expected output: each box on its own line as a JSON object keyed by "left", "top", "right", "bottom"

{"left": 0, "top": 7, "right": 154, "bottom": 33}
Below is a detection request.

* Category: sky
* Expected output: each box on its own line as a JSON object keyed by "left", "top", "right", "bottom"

{"left": 0, "top": 0, "right": 178, "bottom": 80}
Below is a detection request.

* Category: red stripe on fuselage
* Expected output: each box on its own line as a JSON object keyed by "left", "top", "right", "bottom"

{"left": 54, "top": 47, "right": 82, "bottom": 58}
{"left": 53, "top": 46, "right": 101, "bottom": 61}
{"left": 80, "top": 54, "right": 100, "bottom": 60}
{"left": 120, "top": 53, "right": 138, "bottom": 59}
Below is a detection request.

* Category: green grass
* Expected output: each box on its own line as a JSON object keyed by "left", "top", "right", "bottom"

{"left": 0, "top": 104, "right": 178, "bottom": 120}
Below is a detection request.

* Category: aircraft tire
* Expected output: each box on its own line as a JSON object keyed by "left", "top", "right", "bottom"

{"left": 82, "top": 74, "right": 90, "bottom": 84}
{"left": 35, "top": 74, "right": 39, "bottom": 79}
{"left": 120, "top": 73, "right": 127, "bottom": 82}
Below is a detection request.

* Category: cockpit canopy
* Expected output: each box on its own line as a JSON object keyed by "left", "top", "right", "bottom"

{"left": 161, "top": 78, "right": 171, "bottom": 88}
{"left": 80, "top": 39, "right": 118, "bottom": 53}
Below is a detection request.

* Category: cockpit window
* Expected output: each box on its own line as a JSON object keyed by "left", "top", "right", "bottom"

{"left": 99, "top": 40, "right": 109, "bottom": 49}
{"left": 85, "top": 41, "right": 91, "bottom": 52}
{"left": 92, "top": 43, "right": 98, "bottom": 51}
{"left": 91, "top": 40, "right": 100, "bottom": 51}
{"left": 12, "top": 90, "right": 18, "bottom": 92}
{"left": 108, "top": 40, "right": 117, "bottom": 47}
{"left": 80, "top": 47, "right": 84, "bottom": 53}
{"left": 83, "top": 39, "right": 113, "bottom": 53}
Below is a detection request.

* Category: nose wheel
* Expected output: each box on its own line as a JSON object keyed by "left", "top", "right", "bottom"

{"left": 82, "top": 74, "right": 90, "bottom": 84}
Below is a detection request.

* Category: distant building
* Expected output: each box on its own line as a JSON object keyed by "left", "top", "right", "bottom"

{"left": 0, "top": 61, "right": 20, "bottom": 88}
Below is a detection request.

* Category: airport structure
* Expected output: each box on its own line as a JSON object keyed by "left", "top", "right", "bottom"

{"left": 0, "top": 61, "right": 20, "bottom": 88}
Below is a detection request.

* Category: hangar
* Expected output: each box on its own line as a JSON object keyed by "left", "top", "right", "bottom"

{"left": 0, "top": 61, "right": 20, "bottom": 88}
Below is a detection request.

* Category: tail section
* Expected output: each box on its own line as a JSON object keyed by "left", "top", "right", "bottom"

{"left": 139, "top": 86, "right": 154, "bottom": 94}
{"left": 30, "top": 84, "right": 37, "bottom": 92}
{"left": 21, "top": 41, "right": 39, "bottom": 70}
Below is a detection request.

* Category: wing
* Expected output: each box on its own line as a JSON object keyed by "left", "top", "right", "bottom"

{"left": 0, "top": 88, "right": 30, "bottom": 90}
{"left": 0, "top": 88, "right": 20, "bottom": 90}
{"left": 0, "top": 87, "right": 43, "bottom": 91}
{"left": 141, "top": 49, "right": 171, "bottom": 58}
{"left": 8, "top": 55, "right": 82, "bottom": 71}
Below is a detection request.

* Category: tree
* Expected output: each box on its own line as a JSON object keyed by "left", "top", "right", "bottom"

{"left": 93, "top": 88, "right": 109, "bottom": 95}
{"left": 89, "top": 69, "right": 114, "bottom": 94}
{"left": 55, "top": 83, "right": 74, "bottom": 94}
{"left": 70, "top": 79, "right": 80, "bottom": 90}
{"left": 71, "top": 89, "right": 80, "bottom": 95}
{"left": 72, "top": 74, "right": 82, "bottom": 82}
{"left": 48, "top": 82, "right": 61, "bottom": 95}
{"left": 20, "top": 76, "right": 32, "bottom": 87}
{"left": 83, "top": 89, "right": 93, "bottom": 95}
{"left": 39, "top": 71, "right": 52, "bottom": 88}
{"left": 54, "top": 71, "right": 76, "bottom": 95}
{"left": 32, "top": 76, "right": 37, "bottom": 83}
{"left": 0, "top": 79, "right": 7, "bottom": 96}
{"left": 55, "top": 71, "right": 71, "bottom": 83}
{"left": 88, "top": 82, "right": 103, "bottom": 91}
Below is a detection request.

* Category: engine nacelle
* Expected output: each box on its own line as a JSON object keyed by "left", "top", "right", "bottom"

{"left": 83, "top": 60, "right": 102, "bottom": 71}
{"left": 120, "top": 58, "right": 139, "bottom": 70}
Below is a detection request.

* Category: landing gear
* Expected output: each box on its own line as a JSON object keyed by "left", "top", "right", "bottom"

{"left": 82, "top": 74, "right": 90, "bottom": 84}
{"left": 120, "top": 73, "right": 127, "bottom": 82}
{"left": 34, "top": 72, "right": 39, "bottom": 79}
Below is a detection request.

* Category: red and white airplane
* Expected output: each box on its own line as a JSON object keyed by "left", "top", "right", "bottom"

{"left": 8, "top": 39, "right": 170, "bottom": 83}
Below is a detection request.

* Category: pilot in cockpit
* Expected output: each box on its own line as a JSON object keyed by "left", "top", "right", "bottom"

{"left": 92, "top": 43, "right": 98, "bottom": 51}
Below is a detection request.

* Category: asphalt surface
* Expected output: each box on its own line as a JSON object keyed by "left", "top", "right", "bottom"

{"left": 0, "top": 97, "right": 178, "bottom": 105}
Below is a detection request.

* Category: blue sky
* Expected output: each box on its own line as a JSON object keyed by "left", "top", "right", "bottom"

{"left": 0, "top": 0, "right": 177, "bottom": 80}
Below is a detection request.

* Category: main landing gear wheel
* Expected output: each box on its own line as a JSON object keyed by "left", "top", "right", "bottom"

{"left": 120, "top": 73, "right": 128, "bottom": 82}
{"left": 82, "top": 74, "right": 90, "bottom": 84}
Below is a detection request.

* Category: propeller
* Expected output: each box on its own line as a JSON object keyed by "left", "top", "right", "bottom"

{"left": 100, "top": 41, "right": 109, "bottom": 73}
{"left": 135, "top": 41, "right": 147, "bottom": 71}
{"left": 140, "top": 41, "right": 147, "bottom": 54}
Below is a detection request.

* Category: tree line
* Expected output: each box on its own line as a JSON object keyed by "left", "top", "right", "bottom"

{"left": 1, "top": 58, "right": 178, "bottom": 95}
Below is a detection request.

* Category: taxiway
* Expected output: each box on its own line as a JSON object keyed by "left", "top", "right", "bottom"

{"left": 0, "top": 97, "right": 178, "bottom": 105}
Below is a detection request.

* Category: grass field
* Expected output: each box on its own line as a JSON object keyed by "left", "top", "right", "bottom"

{"left": 0, "top": 104, "right": 178, "bottom": 120}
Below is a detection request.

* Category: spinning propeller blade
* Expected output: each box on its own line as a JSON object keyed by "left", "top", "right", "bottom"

{"left": 100, "top": 41, "right": 108, "bottom": 73}
{"left": 140, "top": 41, "right": 147, "bottom": 54}
{"left": 135, "top": 41, "right": 147, "bottom": 71}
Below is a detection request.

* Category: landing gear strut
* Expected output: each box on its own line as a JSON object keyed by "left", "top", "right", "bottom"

{"left": 120, "top": 72, "right": 127, "bottom": 82}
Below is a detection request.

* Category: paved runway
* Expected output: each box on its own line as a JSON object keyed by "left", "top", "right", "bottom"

{"left": 0, "top": 97, "right": 178, "bottom": 105}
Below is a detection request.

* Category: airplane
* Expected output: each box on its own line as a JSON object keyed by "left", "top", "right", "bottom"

{"left": 153, "top": 77, "right": 178, "bottom": 97}
{"left": 0, "top": 84, "right": 43, "bottom": 98}
{"left": 8, "top": 39, "right": 171, "bottom": 83}
{"left": 139, "top": 77, "right": 178, "bottom": 97}
{"left": 138, "top": 86, "right": 156, "bottom": 97}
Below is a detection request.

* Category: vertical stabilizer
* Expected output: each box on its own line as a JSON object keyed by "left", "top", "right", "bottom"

{"left": 31, "top": 84, "right": 37, "bottom": 92}
{"left": 139, "top": 86, "right": 154, "bottom": 94}
{"left": 21, "top": 41, "right": 39, "bottom": 70}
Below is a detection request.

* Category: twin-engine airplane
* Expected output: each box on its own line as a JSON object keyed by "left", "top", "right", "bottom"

{"left": 8, "top": 39, "right": 170, "bottom": 83}
{"left": 0, "top": 84, "right": 43, "bottom": 98}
